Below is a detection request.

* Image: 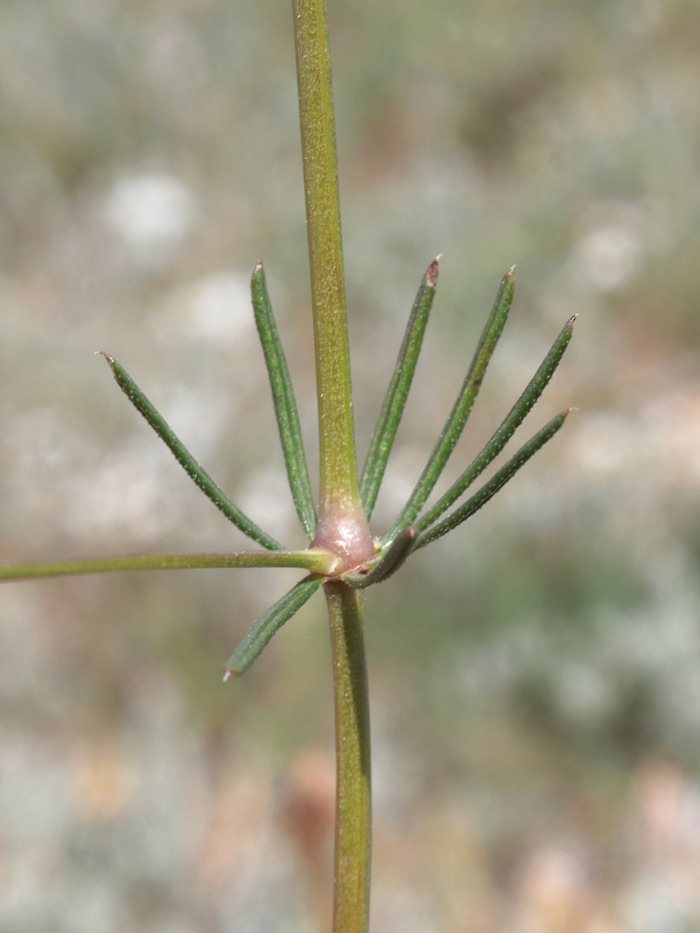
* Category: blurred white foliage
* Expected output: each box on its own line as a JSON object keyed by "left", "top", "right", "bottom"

{"left": 145, "top": 23, "right": 209, "bottom": 94}
{"left": 623, "top": 870, "right": 699, "bottom": 933}
{"left": 159, "top": 383, "right": 234, "bottom": 461}
{"left": 182, "top": 272, "right": 254, "bottom": 344}
{"left": 236, "top": 463, "right": 300, "bottom": 548}
{"left": 511, "top": 843, "right": 593, "bottom": 933}
{"left": 569, "top": 201, "right": 647, "bottom": 292}
{"left": 103, "top": 173, "right": 198, "bottom": 263}
{"left": 62, "top": 440, "right": 182, "bottom": 542}
{"left": 5, "top": 405, "right": 193, "bottom": 544}
{"left": 570, "top": 388, "right": 700, "bottom": 489}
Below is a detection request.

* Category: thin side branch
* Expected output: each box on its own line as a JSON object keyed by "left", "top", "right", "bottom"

{"left": 0, "top": 548, "right": 340, "bottom": 582}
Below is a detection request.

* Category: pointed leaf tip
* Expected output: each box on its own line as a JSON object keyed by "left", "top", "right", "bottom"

{"left": 222, "top": 668, "right": 234, "bottom": 683}
{"left": 96, "top": 350, "right": 114, "bottom": 364}
{"left": 426, "top": 256, "right": 440, "bottom": 288}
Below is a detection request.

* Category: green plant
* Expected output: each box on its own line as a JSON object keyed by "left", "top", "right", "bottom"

{"left": 0, "top": 1, "right": 575, "bottom": 930}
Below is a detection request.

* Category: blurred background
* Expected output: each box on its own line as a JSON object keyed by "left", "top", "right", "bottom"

{"left": 1, "top": 0, "right": 700, "bottom": 930}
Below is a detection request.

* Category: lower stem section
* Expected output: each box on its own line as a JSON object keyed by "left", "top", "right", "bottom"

{"left": 324, "top": 581, "right": 371, "bottom": 933}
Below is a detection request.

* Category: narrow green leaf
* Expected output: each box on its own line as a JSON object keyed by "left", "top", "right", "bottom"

{"left": 343, "top": 527, "right": 416, "bottom": 588}
{"left": 223, "top": 574, "right": 323, "bottom": 677}
{"left": 0, "top": 548, "right": 339, "bottom": 582}
{"left": 414, "top": 409, "right": 572, "bottom": 550}
{"left": 251, "top": 261, "right": 317, "bottom": 538}
{"left": 100, "top": 353, "right": 282, "bottom": 550}
{"left": 359, "top": 257, "right": 439, "bottom": 518}
{"left": 388, "top": 267, "right": 515, "bottom": 537}
{"left": 415, "top": 314, "right": 577, "bottom": 533}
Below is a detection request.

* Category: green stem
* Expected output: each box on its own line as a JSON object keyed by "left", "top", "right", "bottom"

{"left": 0, "top": 548, "right": 339, "bottom": 582}
{"left": 325, "top": 581, "right": 372, "bottom": 933}
{"left": 292, "top": 0, "right": 362, "bottom": 519}
{"left": 292, "top": 4, "right": 374, "bottom": 930}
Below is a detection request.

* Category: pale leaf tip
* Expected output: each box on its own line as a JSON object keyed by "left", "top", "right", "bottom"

{"left": 222, "top": 668, "right": 234, "bottom": 683}
{"left": 426, "top": 255, "right": 440, "bottom": 287}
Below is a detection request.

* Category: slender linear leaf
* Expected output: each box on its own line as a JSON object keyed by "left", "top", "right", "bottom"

{"left": 343, "top": 527, "right": 416, "bottom": 588}
{"left": 388, "top": 268, "right": 515, "bottom": 538}
{"left": 100, "top": 353, "right": 282, "bottom": 550}
{"left": 0, "top": 548, "right": 338, "bottom": 582}
{"left": 251, "top": 262, "right": 317, "bottom": 537}
{"left": 415, "top": 314, "right": 577, "bottom": 533}
{"left": 359, "top": 258, "right": 439, "bottom": 518}
{"left": 223, "top": 574, "right": 323, "bottom": 677}
{"left": 414, "top": 409, "right": 572, "bottom": 550}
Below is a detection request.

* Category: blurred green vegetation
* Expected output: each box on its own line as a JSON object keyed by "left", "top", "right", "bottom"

{"left": 2, "top": 1, "right": 700, "bottom": 930}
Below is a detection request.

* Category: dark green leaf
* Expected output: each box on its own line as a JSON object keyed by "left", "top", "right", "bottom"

{"left": 387, "top": 268, "right": 515, "bottom": 538}
{"left": 415, "top": 314, "right": 576, "bottom": 533}
{"left": 414, "top": 409, "right": 572, "bottom": 549}
{"left": 360, "top": 258, "right": 439, "bottom": 518}
{"left": 251, "top": 262, "right": 317, "bottom": 537}
{"left": 101, "top": 353, "right": 282, "bottom": 550}
{"left": 223, "top": 574, "right": 323, "bottom": 676}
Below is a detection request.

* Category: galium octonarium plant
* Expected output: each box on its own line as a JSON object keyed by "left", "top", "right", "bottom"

{"left": 1, "top": 1, "right": 576, "bottom": 931}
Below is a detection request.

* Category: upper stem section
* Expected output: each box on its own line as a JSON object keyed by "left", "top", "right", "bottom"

{"left": 292, "top": 0, "right": 373, "bottom": 569}
{"left": 292, "top": 0, "right": 359, "bottom": 512}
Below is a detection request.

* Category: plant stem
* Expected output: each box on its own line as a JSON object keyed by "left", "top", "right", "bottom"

{"left": 325, "top": 581, "right": 372, "bottom": 933}
{"left": 292, "top": 0, "right": 363, "bottom": 524}
{"left": 0, "top": 549, "right": 339, "bottom": 582}
{"left": 292, "top": 3, "right": 374, "bottom": 929}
